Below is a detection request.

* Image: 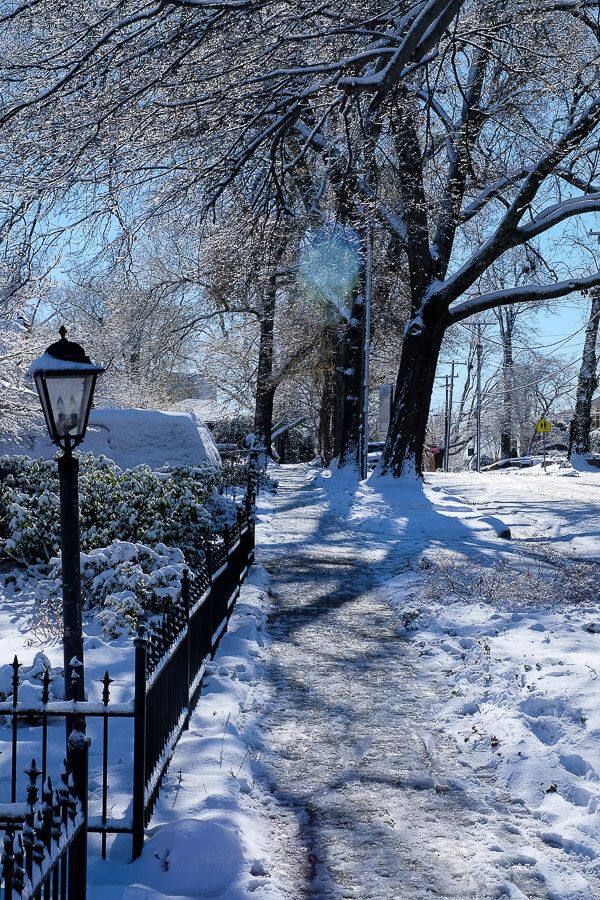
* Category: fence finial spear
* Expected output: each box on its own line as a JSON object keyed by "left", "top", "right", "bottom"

{"left": 51, "top": 788, "right": 62, "bottom": 845}
{"left": 1, "top": 825, "right": 14, "bottom": 885}
{"left": 12, "top": 655, "right": 19, "bottom": 704}
{"left": 32, "top": 810, "right": 45, "bottom": 868}
{"left": 13, "top": 833, "right": 25, "bottom": 894}
{"left": 101, "top": 670, "right": 113, "bottom": 706}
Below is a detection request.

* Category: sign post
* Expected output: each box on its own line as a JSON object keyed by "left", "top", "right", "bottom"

{"left": 535, "top": 416, "right": 551, "bottom": 470}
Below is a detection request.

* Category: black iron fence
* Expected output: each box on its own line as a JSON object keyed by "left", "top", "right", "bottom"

{"left": 0, "top": 507, "right": 256, "bottom": 896}
{"left": 218, "top": 450, "right": 251, "bottom": 498}
{"left": 1, "top": 757, "right": 86, "bottom": 899}
{"left": 129, "top": 512, "right": 255, "bottom": 859}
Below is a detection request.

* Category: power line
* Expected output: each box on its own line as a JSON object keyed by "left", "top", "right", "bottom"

{"left": 457, "top": 317, "right": 595, "bottom": 354}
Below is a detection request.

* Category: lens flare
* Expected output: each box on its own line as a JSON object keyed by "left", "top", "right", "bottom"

{"left": 298, "top": 225, "right": 361, "bottom": 319}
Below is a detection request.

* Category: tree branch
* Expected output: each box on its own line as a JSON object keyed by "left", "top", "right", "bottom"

{"left": 448, "top": 271, "right": 600, "bottom": 323}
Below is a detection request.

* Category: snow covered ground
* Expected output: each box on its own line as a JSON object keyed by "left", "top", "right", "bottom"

{"left": 229, "top": 464, "right": 600, "bottom": 899}
{"left": 2, "top": 462, "right": 600, "bottom": 898}
{"left": 432, "top": 463, "right": 600, "bottom": 558}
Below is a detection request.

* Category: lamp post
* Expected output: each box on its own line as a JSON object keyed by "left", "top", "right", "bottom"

{"left": 30, "top": 327, "right": 105, "bottom": 702}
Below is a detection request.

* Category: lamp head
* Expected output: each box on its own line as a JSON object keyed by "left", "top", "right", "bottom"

{"left": 30, "top": 327, "right": 105, "bottom": 451}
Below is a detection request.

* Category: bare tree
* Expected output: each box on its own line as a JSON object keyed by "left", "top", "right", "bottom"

{"left": 3, "top": 1, "right": 600, "bottom": 479}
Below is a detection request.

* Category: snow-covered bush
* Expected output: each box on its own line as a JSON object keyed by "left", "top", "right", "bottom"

{"left": 590, "top": 429, "right": 600, "bottom": 454}
{"left": 417, "top": 548, "right": 599, "bottom": 608}
{"left": 0, "top": 652, "right": 64, "bottom": 703}
{"left": 0, "top": 454, "right": 237, "bottom": 565}
{"left": 36, "top": 540, "right": 188, "bottom": 638}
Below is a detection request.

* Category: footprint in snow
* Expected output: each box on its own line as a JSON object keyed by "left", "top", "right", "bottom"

{"left": 559, "top": 753, "right": 594, "bottom": 778}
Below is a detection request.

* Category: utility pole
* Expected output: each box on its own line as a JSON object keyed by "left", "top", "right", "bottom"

{"left": 443, "top": 375, "right": 450, "bottom": 472}
{"left": 360, "top": 224, "right": 373, "bottom": 480}
{"left": 443, "top": 361, "right": 456, "bottom": 471}
{"left": 543, "top": 428, "right": 547, "bottom": 471}
{"left": 476, "top": 324, "right": 483, "bottom": 472}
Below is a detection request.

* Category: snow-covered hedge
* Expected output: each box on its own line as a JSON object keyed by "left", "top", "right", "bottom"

{"left": 0, "top": 651, "right": 63, "bottom": 703}
{"left": 31, "top": 540, "right": 187, "bottom": 638}
{"left": 0, "top": 454, "right": 238, "bottom": 565}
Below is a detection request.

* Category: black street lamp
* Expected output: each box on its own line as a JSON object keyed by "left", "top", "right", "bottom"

{"left": 31, "top": 327, "right": 105, "bottom": 702}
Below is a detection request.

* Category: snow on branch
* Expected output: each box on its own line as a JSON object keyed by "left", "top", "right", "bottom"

{"left": 516, "top": 193, "right": 600, "bottom": 240}
{"left": 338, "top": 0, "right": 462, "bottom": 93}
{"left": 496, "top": 97, "right": 600, "bottom": 235}
{"left": 448, "top": 271, "right": 600, "bottom": 323}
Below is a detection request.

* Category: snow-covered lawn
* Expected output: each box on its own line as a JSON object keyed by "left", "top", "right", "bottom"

{"left": 355, "top": 465, "right": 600, "bottom": 897}
{"left": 431, "top": 463, "right": 600, "bottom": 557}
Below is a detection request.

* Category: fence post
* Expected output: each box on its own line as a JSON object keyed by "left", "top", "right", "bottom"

{"left": 11, "top": 656, "right": 19, "bottom": 804}
{"left": 236, "top": 508, "right": 244, "bottom": 587}
{"left": 132, "top": 626, "right": 147, "bottom": 861}
{"left": 204, "top": 538, "right": 214, "bottom": 655}
{"left": 224, "top": 525, "right": 230, "bottom": 558}
{"left": 205, "top": 537, "right": 213, "bottom": 583}
{"left": 248, "top": 505, "right": 255, "bottom": 565}
{"left": 182, "top": 570, "right": 191, "bottom": 724}
{"left": 67, "top": 714, "right": 89, "bottom": 898}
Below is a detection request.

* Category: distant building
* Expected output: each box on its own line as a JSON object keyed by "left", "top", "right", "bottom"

{"left": 556, "top": 398, "right": 600, "bottom": 432}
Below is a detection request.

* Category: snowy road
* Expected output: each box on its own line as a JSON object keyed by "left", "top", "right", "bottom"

{"left": 254, "top": 466, "right": 600, "bottom": 899}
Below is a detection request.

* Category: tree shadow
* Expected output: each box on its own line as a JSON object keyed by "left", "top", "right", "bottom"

{"left": 247, "top": 466, "right": 543, "bottom": 896}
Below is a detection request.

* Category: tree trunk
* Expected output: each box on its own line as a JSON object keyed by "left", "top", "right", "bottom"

{"left": 379, "top": 324, "right": 445, "bottom": 477}
{"left": 334, "top": 292, "right": 365, "bottom": 468}
{"left": 569, "top": 292, "right": 600, "bottom": 455}
{"left": 318, "top": 366, "right": 336, "bottom": 465}
{"left": 253, "top": 271, "right": 277, "bottom": 456}
{"left": 497, "top": 309, "right": 516, "bottom": 460}
{"left": 333, "top": 240, "right": 367, "bottom": 469}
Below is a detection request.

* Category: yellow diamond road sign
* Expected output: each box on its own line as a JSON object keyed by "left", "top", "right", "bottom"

{"left": 536, "top": 417, "right": 551, "bottom": 434}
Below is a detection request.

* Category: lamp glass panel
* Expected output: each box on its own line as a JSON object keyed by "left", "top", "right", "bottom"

{"left": 33, "top": 373, "right": 54, "bottom": 436}
{"left": 44, "top": 374, "right": 92, "bottom": 438}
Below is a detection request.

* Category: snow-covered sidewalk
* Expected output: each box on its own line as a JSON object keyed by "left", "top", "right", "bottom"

{"left": 248, "top": 466, "right": 600, "bottom": 899}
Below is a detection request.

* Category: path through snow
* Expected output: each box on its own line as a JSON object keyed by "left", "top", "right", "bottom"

{"left": 254, "top": 465, "right": 600, "bottom": 899}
